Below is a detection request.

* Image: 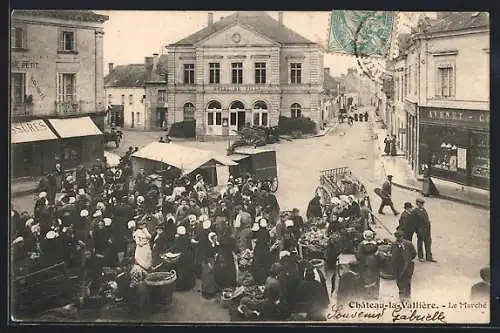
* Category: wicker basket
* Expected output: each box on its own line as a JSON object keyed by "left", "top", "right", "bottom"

{"left": 144, "top": 270, "right": 177, "bottom": 308}
{"left": 220, "top": 289, "right": 234, "bottom": 308}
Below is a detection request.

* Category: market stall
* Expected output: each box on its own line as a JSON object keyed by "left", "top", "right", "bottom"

{"left": 131, "top": 142, "right": 237, "bottom": 186}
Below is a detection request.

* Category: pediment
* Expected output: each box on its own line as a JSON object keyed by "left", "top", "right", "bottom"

{"left": 196, "top": 23, "right": 279, "bottom": 47}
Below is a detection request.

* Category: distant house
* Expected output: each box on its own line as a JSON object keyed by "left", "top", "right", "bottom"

{"left": 104, "top": 54, "right": 168, "bottom": 130}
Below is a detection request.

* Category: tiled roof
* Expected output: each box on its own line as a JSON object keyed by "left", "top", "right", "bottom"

{"left": 12, "top": 10, "right": 109, "bottom": 23}
{"left": 172, "top": 11, "right": 314, "bottom": 46}
{"left": 428, "top": 12, "right": 489, "bottom": 34}
{"left": 104, "top": 64, "right": 149, "bottom": 88}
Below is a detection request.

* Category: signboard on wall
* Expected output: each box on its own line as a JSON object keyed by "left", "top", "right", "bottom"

{"left": 420, "top": 107, "right": 489, "bottom": 129}
{"left": 457, "top": 148, "right": 467, "bottom": 170}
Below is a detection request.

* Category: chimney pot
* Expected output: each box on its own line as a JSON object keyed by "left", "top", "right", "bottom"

{"left": 108, "top": 63, "right": 114, "bottom": 73}
{"left": 278, "top": 12, "right": 283, "bottom": 25}
{"left": 208, "top": 12, "right": 214, "bottom": 26}
{"left": 145, "top": 57, "right": 154, "bottom": 70}
{"left": 152, "top": 54, "right": 159, "bottom": 70}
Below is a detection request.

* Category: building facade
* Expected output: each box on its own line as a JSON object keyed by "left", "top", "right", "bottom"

{"left": 104, "top": 55, "right": 168, "bottom": 130}
{"left": 166, "top": 12, "right": 324, "bottom": 136}
{"left": 11, "top": 10, "right": 108, "bottom": 177}
{"left": 395, "top": 12, "right": 489, "bottom": 189}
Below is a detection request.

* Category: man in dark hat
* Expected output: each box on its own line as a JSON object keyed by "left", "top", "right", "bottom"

{"left": 378, "top": 175, "right": 399, "bottom": 216}
{"left": 393, "top": 229, "right": 417, "bottom": 302}
{"left": 409, "top": 198, "right": 436, "bottom": 262}
{"left": 397, "top": 202, "right": 415, "bottom": 241}
{"left": 470, "top": 267, "right": 490, "bottom": 301}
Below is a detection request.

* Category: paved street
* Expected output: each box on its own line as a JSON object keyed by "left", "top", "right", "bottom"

{"left": 12, "top": 107, "right": 489, "bottom": 322}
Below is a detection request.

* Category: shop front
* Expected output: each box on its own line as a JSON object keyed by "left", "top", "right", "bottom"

{"left": 47, "top": 116, "right": 105, "bottom": 170}
{"left": 405, "top": 101, "right": 418, "bottom": 171}
{"left": 11, "top": 119, "right": 60, "bottom": 178}
{"left": 418, "top": 107, "right": 489, "bottom": 189}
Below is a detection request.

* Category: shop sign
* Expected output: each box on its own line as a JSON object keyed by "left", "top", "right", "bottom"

{"left": 11, "top": 120, "right": 49, "bottom": 135}
{"left": 421, "top": 107, "right": 489, "bottom": 124}
{"left": 207, "top": 85, "right": 273, "bottom": 93}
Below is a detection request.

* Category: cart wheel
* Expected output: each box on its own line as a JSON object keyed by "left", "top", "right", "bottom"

{"left": 270, "top": 176, "right": 278, "bottom": 193}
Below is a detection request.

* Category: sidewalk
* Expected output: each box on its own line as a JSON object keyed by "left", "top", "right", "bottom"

{"left": 372, "top": 114, "right": 490, "bottom": 210}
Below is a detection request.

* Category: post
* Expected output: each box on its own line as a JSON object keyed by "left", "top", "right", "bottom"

{"left": 222, "top": 117, "right": 229, "bottom": 152}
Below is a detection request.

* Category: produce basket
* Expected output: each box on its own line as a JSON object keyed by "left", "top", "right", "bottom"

{"left": 220, "top": 288, "right": 234, "bottom": 308}
{"left": 144, "top": 270, "right": 177, "bottom": 308}
{"left": 377, "top": 243, "right": 396, "bottom": 280}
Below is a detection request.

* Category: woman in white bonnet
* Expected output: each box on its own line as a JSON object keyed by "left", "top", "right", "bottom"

{"left": 128, "top": 227, "right": 153, "bottom": 315}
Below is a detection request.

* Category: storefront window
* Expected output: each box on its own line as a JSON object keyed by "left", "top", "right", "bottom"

{"left": 469, "top": 132, "right": 489, "bottom": 180}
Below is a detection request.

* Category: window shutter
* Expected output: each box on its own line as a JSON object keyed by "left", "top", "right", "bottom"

{"left": 72, "top": 31, "right": 77, "bottom": 51}
{"left": 73, "top": 74, "right": 78, "bottom": 102}
{"left": 11, "top": 27, "right": 16, "bottom": 47}
{"left": 449, "top": 68, "right": 454, "bottom": 97}
{"left": 58, "top": 30, "right": 64, "bottom": 50}
{"left": 22, "top": 27, "right": 27, "bottom": 48}
{"left": 435, "top": 68, "right": 440, "bottom": 97}
{"left": 57, "top": 73, "right": 62, "bottom": 102}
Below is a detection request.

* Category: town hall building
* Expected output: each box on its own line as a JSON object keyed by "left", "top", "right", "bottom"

{"left": 166, "top": 11, "right": 324, "bottom": 136}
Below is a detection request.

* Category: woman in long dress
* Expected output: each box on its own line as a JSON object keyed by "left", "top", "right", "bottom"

{"left": 128, "top": 228, "right": 153, "bottom": 315}
{"left": 201, "top": 232, "right": 219, "bottom": 299}
{"left": 172, "top": 226, "right": 196, "bottom": 291}
{"left": 214, "top": 231, "right": 238, "bottom": 289}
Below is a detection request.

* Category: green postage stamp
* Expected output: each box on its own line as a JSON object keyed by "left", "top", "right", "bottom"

{"left": 328, "top": 10, "right": 396, "bottom": 57}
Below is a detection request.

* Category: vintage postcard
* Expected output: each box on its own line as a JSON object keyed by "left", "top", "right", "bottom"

{"left": 10, "top": 10, "right": 490, "bottom": 324}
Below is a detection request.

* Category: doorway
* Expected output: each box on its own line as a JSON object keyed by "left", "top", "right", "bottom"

{"left": 237, "top": 111, "right": 246, "bottom": 131}
{"left": 131, "top": 112, "right": 135, "bottom": 128}
{"left": 229, "top": 101, "right": 245, "bottom": 135}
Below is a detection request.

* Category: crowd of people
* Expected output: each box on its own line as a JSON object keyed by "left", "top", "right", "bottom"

{"left": 11, "top": 143, "right": 489, "bottom": 321}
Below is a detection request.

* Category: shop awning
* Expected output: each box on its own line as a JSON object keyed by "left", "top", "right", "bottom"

{"left": 11, "top": 119, "right": 58, "bottom": 144}
{"left": 48, "top": 117, "right": 103, "bottom": 138}
{"left": 229, "top": 154, "right": 250, "bottom": 162}
{"left": 131, "top": 142, "right": 237, "bottom": 175}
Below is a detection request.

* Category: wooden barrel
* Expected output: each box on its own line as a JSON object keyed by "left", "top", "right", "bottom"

{"left": 144, "top": 270, "right": 177, "bottom": 308}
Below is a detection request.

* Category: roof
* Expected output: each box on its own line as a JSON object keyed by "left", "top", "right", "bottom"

{"left": 48, "top": 117, "right": 103, "bottom": 138}
{"left": 324, "top": 72, "right": 338, "bottom": 90}
{"left": 428, "top": 12, "right": 489, "bottom": 34}
{"left": 172, "top": 11, "right": 314, "bottom": 46}
{"left": 104, "top": 64, "right": 149, "bottom": 88}
{"left": 146, "top": 55, "right": 168, "bottom": 83}
{"left": 131, "top": 142, "right": 237, "bottom": 175}
{"left": 12, "top": 10, "right": 109, "bottom": 23}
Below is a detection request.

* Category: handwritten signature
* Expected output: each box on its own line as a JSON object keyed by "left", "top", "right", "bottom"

{"left": 326, "top": 304, "right": 447, "bottom": 323}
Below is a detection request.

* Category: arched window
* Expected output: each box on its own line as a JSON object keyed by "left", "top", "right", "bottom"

{"left": 253, "top": 101, "right": 268, "bottom": 127}
{"left": 230, "top": 101, "right": 245, "bottom": 110}
{"left": 291, "top": 103, "right": 302, "bottom": 119}
{"left": 183, "top": 102, "right": 195, "bottom": 120}
{"left": 207, "top": 100, "right": 222, "bottom": 126}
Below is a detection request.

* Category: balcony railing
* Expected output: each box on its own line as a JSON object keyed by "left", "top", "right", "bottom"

{"left": 55, "top": 100, "right": 82, "bottom": 114}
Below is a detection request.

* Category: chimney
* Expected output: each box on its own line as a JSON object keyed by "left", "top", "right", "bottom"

{"left": 152, "top": 53, "right": 159, "bottom": 70}
{"left": 208, "top": 12, "right": 214, "bottom": 26}
{"left": 324, "top": 67, "right": 330, "bottom": 76}
{"left": 278, "top": 12, "right": 283, "bottom": 25}
{"left": 145, "top": 56, "right": 154, "bottom": 70}
{"left": 108, "top": 63, "right": 114, "bottom": 73}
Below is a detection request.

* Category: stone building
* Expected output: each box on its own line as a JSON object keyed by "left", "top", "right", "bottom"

{"left": 165, "top": 11, "right": 324, "bottom": 136}
{"left": 104, "top": 54, "right": 168, "bottom": 130}
{"left": 11, "top": 10, "right": 108, "bottom": 177}
{"left": 393, "top": 12, "right": 489, "bottom": 189}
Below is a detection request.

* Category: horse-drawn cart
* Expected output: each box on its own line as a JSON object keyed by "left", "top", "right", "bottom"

{"left": 104, "top": 128, "right": 123, "bottom": 148}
